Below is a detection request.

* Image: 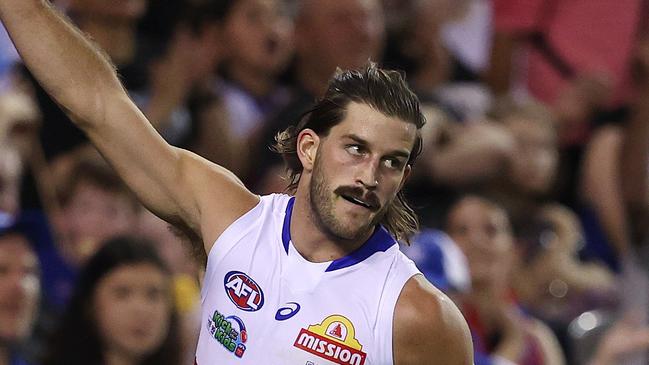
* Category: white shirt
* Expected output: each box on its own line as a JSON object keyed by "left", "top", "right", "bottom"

{"left": 195, "top": 194, "right": 420, "bottom": 365}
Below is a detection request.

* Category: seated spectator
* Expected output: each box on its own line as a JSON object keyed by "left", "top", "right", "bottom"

{"left": 42, "top": 235, "right": 181, "bottom": 365}
{"left": 191, "top": 0, "right": 294, "bottom": 178}
{"left": 251, "top": 0, "right": 385, "bottom": 193}
{"left": 0, "top": 220, "right": 40, "bottom": 365}
{"left": 52, "top": 149, "right": 141, "bottom": 266}
{"left": 512, "top": 205, "right": 616, "bottom": 325}
{"left": 446, "top": 195, "right": 565, "bottom": 365}
{"left": 383, "top": 0, "right": 492, "bottom": 121}
{"left": 39, "top": 149, "right": 141, "bottom": 309}
{"left": 137, "top": 210, "right": 202, "bottom": 364}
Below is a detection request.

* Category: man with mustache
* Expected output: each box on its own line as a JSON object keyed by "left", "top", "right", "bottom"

{"left": 0, "top": 1, "right": 473, "bottom": 363}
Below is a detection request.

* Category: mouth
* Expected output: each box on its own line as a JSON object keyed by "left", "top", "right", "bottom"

{"left": 341, "top": 194, "right": 375, "bottom": 210}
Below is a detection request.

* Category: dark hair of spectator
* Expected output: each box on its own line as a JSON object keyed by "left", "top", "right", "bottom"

{"left": 41, "top": 236, "right": 181, "bottom": 365}
{"left": 273, "top": 62, "right": 426, "bottom": 242}
{"left": 58, "top": 154, "right": 139, "bottom": 212}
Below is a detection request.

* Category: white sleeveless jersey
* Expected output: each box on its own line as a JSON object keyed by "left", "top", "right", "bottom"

{"left": 195, "top": 193, "right": 420, "bottom": 365}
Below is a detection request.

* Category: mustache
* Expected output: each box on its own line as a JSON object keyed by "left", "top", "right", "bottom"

{"left": 334, "top": 185, "right": 381, "bottom": 211}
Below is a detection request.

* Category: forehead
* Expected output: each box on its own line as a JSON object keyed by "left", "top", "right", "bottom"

{"left": 327, "top": 102, "right": 417, "bottom": 152}
{"left": 102, "top": 263, "right": 166, "bottom": 284}
{"left": 449, "top": 199, "right": 507, "bottom": 226}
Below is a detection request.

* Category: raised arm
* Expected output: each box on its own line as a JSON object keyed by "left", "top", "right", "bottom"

{"left": 0, "top": 0, "right": 258, "bottom": 250}
{"left": 393, "top": 275, "right": 474, "bottom": 365}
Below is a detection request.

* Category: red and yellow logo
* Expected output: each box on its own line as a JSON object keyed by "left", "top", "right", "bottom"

{"left": 293, "top": 315, "right": 366, "bottom": 365}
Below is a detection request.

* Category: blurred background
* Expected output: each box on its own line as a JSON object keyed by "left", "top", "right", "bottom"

{"left": 0, "top": 0, "right": 648, "bottom": 364}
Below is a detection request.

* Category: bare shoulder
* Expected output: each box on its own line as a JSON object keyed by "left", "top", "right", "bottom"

{"left": 393, "top": 274, "right": 473, "bottom": 365}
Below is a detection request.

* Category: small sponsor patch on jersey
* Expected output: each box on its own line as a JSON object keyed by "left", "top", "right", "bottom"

{"left": 206, "top": 309, "right": 248, "bottom": 358}
{"left": 224, "top": 271, "right": 265, "bottom": 311}
{"left": 275, "top": 302, "right": 301, "bottom": 321}
{"left": 293, "top": 315, "right": 367, "bottom": 365}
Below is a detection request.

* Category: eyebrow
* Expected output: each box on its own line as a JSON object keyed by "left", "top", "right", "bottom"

{"left": 342, "top": 134, "right": 411, "bottom": 159}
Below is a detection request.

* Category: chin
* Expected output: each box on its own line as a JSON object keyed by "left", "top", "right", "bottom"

{"left": 332, "top": 222, "right": 373, "bottom": 241}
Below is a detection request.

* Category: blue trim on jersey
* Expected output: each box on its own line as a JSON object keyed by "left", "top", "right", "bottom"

{"left": 281, "top": 196, "right": 397, "bottom": 271}
{"left": 282, "top": 196, "right": 295, "bottom": 254}
{"left": 325, "top": 226, "right": 396, "bottom": 272}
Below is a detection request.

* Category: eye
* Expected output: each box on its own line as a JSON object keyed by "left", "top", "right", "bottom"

{"left": 345, "top": 144, "right": 364, "bottom": 156}
{"left": 146, "top": 287, "right": 165, "bottom": 301}
{"left": 382, "top": 157, "right": 404, "bottom": 170}
{"left": 113, "top": 286, "right": 132, "bottom": 300}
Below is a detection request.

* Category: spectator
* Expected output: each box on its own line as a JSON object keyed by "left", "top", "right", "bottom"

{"left": 39, "top": 150, "right": 140, "bottom": 310}
{"left": 384, "top": 0, "right": 491, "bottom": 121}
{"left": 42, "top": 236, "right": 181, "bottom": 365}
{"left": 53, "top": 151, "right": 141, "bottom": 267}
{"left": 487, "top": 0, "right": 644, "bottom": 262}
{"left": 0, "top": 220, "right": 40, "bottom": 365}
{"left": 0, "top": 90, "right": 41, "bottom": 219}
{"left": 137, "top": 210, "right": 202, "bottom": 364}
{"left": 513, "top": 205, "right": 616, "bottom": 322}
{"left": 446, "top": 195, "right": 565, "bottom": 365}
{"left": 251, "top": 0, "right": 386, "bottom": 192}
{"left": 192, "top": 0, "right": 294, "bottom": 178}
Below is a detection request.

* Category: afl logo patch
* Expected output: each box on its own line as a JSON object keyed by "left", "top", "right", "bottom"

{"left": 224, "top": 271, "right": 265, "bottom": 311}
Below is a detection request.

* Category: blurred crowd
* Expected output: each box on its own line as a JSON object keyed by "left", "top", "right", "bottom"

{"left": 0, "top": 0, "right": 648, "bottom": 364}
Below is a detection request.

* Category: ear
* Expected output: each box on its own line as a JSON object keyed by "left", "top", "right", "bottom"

{"left": 296, "top": 128, "right": 320, "bottom": 172}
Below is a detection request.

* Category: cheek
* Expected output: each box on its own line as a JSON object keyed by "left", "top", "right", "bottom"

{"left": 149, "top": 301, "right": 172, "bottom": 337}
{"left": 148, "top": 297, "right": 172, "bottom": 323}
{"left": 95, "top": 297, "right": 128, "bottom": 340}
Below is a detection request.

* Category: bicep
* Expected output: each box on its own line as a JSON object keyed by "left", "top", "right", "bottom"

{"left": 83, "top": 93, "right": 259, "bottom": 251}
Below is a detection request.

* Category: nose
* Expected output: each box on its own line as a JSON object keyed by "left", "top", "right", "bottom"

{"left": 356, "top": 161, "right": 379, "bottom": 189}
{"left": 466, "top": 230, "right": 488, "bottom": 249}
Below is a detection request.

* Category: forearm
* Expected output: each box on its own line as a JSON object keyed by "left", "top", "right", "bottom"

{"left": 0, "top": 0, "right": 124, "bottom": 127}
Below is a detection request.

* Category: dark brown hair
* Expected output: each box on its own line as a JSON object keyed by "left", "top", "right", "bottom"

{"left": 273, "top": 62, "right": 426, "bottom": 242}
{"left": 58, "top": 151, "right": 140, "bottom": 212}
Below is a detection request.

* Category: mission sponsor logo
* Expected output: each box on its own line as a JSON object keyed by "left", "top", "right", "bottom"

{"left": 206, "top": 309, "right": 248, "bottom": 358}
{"left": 224, "top": 271, "right": 264, "bottom": 311}
{"left": 293, "top": 315, "right": 367, "bottom": 365}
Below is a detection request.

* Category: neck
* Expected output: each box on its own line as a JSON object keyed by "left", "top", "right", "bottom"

{"left": 511, "top": 271, "right": 544, "bottom": 305}
{"left": 77, "top": 19, "right": 136, "bottom": 65}
{"left": 227, "top": 64, "right": 274, "bottom": 98}
{"left": 104, "top": 349, "right": 139, "bottom": 365}
{"left": 464, "top": 286, "right": 510, "bottom": 332}
{"left": 290, "top": 190, "right": 373, "bottom": 263}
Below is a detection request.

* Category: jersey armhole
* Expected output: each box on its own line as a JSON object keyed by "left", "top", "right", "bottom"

{"left": 375, "top": 252, "right": 420, "bottom": 364}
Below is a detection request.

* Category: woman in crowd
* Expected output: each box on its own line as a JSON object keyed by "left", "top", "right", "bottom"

{"left": 42, "top": 236, "right": 181, "bottom": 365}
{"left": 446, "top": 195, "right": 565, "bottom": 365}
